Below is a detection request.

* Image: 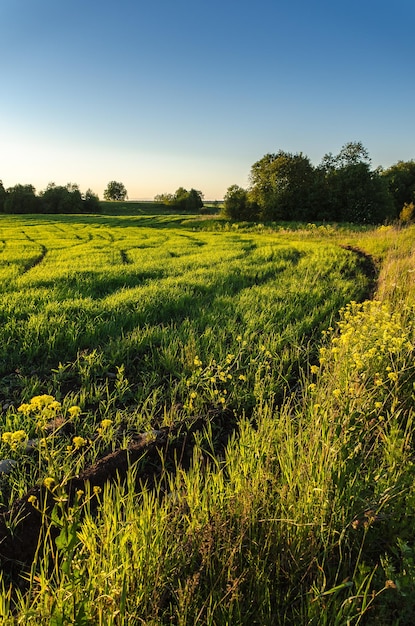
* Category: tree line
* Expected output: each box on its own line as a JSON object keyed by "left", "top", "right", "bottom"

{"left": 2, "top": 144, "right": 414, "bottom": 223}
{"left": 0, "top": 179, "right": 205, "bottom": 214}
{"left": 0, "top": 182, "right": 101, "bottom": 214}
{"left": 154, "top": 187, "right": 204, "bottom": 212}
{"left": 223, "top": 142, "right": 415, "bottom": 224}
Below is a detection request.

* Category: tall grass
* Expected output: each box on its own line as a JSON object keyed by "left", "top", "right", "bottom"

{"left": 0, "top": 217, "right": 414, "bottom": 624}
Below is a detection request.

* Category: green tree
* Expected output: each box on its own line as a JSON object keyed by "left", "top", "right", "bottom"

{"left": 173, "top": 186, "right": 189, "bottom": 210}
{"left": 249, "top": 151, "right": 316, "bottom": 221}
{"left": 320, "top": 141, "right": 371, "bottom": 170}
{"left": 399, "top": 202, "right": 415, "bottom": 223}
{"left": 0, "top": 180, "right": 6, "bottom": 212}
{"left": 381, "top": 160, "right": 415, "bottom": 218}
{"left": 184, "top": 188, "right": 204, "bottom": 211}
{"left": 223, "top": 185, "right": 259, "bottom": 220}
{"left": 155, "top": 188, "right": 204, "bottom": 212}
{"left": 83, "top": 188, "right": 101, "bottom": 212}
{"left": 103, "top": 181, "right": 128, "bottom": 201}
{"left": 4, "top": 184, "right": 38, "bottom": 213}
{"left": 40, "top": 183, "right": 83, "bottom": 213}
{"left": 320, "top": 142, "right": 394, "bottom": 223}
{"left": 154, "top": 192, "right": 174, "bottom": 204}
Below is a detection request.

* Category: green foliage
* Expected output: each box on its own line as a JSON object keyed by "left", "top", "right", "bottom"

{"left": 83, "top": 188, "right": 101, "bottom": 213}
{"left": 320, "top": 140, "right": 371, "bottom": 169}
{"left": 103, "top": 180, "right": 128, "bottom": 201}
{"left": 321, "top": 161, "right": 394, "bottom": 223}
{"left": 0, "top": 180, "right": 6, "bottom": 212}
{"left": 382, "top": 160, "right": 415, "bottom": 218}
{"left": 0, "top": 182, "right": 101, "bottom": 214}
{"left": 240, "top": 142, "right": 395, "bottom": 224}
{"left": 399, "top": 201, "right": 415, "bottom": 223}
{"left": 155, "top": 187, "right": 204, "bottom": 212}
{"left": 249, "top": 150, "right": 316, "bottom": 221}
{"left": 222, "top": 184, "right": 259, "bottom": 220}
{"left": 4, "top": 184, "right": 39, "bottom": 213}
{"left": 40, "top": 182, "right": 83, "bottom": 213}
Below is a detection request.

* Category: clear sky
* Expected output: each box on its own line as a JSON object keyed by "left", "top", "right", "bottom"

{"left": 1, "top": 0, "right": 414, "bottom": 200}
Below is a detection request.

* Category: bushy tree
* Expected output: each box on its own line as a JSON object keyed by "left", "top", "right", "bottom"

{"left": 381, "top": 160, "right": 415, "bottom": 218}
{"left": 104, "top": 181, "right": 128, "bottom": 201}
{"left": 320, "top": 143, "right": 394, "bottom": 223}
{"left": 40, "top": 183, "right": 83, "bottom": 213}
{"left": 154, "top": 192, "right": 174, "bottom": 204}
{"left": 155, "top": 188, "right": 204, "bottom": 212}
{"left": 4, "top": 184, "right": 38, "bottom": 213}
{"left": 83, "top": 188, "right": 101, "bottom": 212}
{"left": 0, "top": 180, "right": 6, "bottom": 212}
{"left": 185, "top": 188, "right": 204, "bottom": 212}
{"left": 320, "top": 141, "right": 371, "bottom": 170}
{"left": 223, "top": 185, "right": 259, "bottom": 220}
{"left": 249, "top": 151, "right": 316, "bottom": 221}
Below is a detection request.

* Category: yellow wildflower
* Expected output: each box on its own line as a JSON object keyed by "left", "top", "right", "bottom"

{"left": 68, "top": 406, "right": 81, "bottom": 418}
{"left": 18, "top": 403, "right": 32, "bottom": 416}
{"left": 72, "top": 436, "right": 87, "bottom": 450}
{"left": 1, "top": 432, "right": 12, "bottom": 445}
{"left": 48, "top": 400, "right": 62, "bottom": 412}
{"left": 43, "top": 477, "right": 55, "bottom": 490}
{"left": 2, "top": 430, "right": 27, "bottom": 450}
{"left": 30, "top": 395, "right": 55, "bottom": 410}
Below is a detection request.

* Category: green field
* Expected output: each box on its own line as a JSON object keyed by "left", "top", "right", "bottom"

{"left": 0, "top": 214, "right": 414, "bottom": 624}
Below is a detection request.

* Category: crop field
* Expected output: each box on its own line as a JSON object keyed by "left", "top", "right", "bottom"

{"left": 0, "top": 214, "right": 414, "bottom": 624}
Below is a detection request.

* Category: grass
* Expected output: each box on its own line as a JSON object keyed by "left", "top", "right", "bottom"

{"left": 0, "top": 213, "right": 414, "bottom": 624}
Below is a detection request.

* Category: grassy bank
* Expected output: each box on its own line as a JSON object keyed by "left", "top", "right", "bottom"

{"left": 0, "top": 217, "right": 414, "bottom": 624}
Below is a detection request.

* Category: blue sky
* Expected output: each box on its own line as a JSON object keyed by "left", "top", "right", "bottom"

{"left": 1, "top": 0, "right": 414, "bottom": 200}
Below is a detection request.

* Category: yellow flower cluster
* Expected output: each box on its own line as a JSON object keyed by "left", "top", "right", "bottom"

{"left": 18, "top": 394, "right": 61, "bottom": 429}
{"left": 72, "top": 436, "right": 87, "bottom": 450}
{"left": 318, "top": 300, "right": 414, "bottom": 406}
{"left": 321, "top": 300, "right": 413, "bottom": 369}
{"left": 16, "top": 395, "right": 81, "bottom": 429}
{"left": 1, "top": 429, "right": 27, "bottom": 450}
{"left": 97, "top": 419, "right": 113, "bottom": 437}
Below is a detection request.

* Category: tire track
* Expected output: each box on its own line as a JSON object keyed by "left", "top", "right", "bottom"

{"left": 340, "top": 244, "right": 379, "bottom": 300}
{"left": 22, "top": 245, "right": 47, "bottom": 274}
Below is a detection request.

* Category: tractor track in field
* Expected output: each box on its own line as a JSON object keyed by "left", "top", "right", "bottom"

{"left": 21, "top": 245, "right": 47, "bottom": 274}
{"left": 0, "top": 410, "right": 237, "bottom": 579}
{"left": 340, "top": 244, "right": 379, "bottom": 300}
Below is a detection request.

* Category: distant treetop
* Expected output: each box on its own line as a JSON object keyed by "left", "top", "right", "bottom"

{"left": 104, "top": 181, "right": 128, "bottom": 201}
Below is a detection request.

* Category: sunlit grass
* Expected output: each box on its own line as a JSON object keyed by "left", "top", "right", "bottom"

{"left": 0, "top": 216, "right": 414, "bottom": 624}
